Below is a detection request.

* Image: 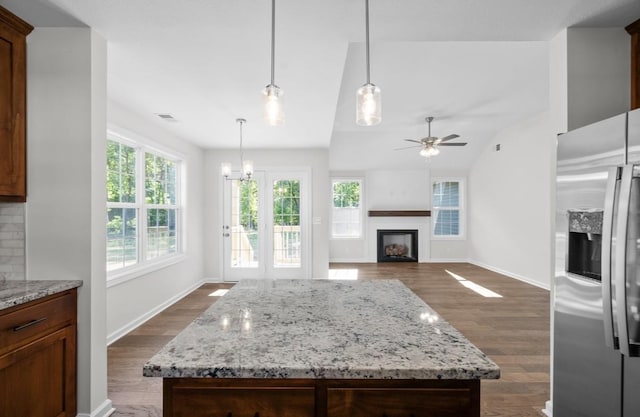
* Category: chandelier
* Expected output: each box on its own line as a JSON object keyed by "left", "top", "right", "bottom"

{"left": 221, "top": 118, "right": 253, "bottom": 181}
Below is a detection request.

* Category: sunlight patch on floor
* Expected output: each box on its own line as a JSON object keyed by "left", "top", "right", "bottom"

{"left": 328, "top": 269, "right": 359, "bottom": 280}
{"left": 208, "top": 289, "right": 230, "bottom": 297}
{"left": 445, "top": 269, "right": 503, "bottom": 298}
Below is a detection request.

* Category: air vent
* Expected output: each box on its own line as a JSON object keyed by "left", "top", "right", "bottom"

{"left": 156, "top": 113, "right": 177, "bottom": 122}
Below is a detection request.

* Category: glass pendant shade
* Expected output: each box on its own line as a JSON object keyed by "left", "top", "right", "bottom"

{"left": 263, "top": 84, "right": 284, "bottom": 126}
{"left": 356, "top": 83, "right": 381, "bottom": 126}
{"left": 243, "top": 160, "right": 254, "bottom": 178}
{"left": 221, "top": 162, "right": 232, "bottom": 177}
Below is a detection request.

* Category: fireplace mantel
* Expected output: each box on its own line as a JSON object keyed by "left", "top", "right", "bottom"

{"left": 368, "top": 210, "right": 431, "bottom": 217}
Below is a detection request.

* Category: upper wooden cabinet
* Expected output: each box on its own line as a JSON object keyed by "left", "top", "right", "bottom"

{"left": 0, "top": 6, "right": 32, "bottom": 202}
{"left": 627, "top": 18, "right": 640, "bottom": 111}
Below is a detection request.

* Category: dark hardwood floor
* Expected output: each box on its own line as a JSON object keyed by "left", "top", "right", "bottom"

{"left": 108, "top": 263, "right": 550, "bottom": 417}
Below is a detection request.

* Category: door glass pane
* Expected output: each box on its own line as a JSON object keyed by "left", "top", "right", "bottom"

{"left": 231, "top": 179, "right": 259, "bottom": 268}
{"left": 273, "top": 180, "right": 301, "bottom": 267}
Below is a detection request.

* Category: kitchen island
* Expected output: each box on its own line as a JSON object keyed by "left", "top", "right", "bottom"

{"left": 144, "top": 279, "right": 499, "bottom": 417}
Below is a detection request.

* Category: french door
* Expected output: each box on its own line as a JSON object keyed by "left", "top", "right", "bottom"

{"left": 222, "top": 170, "right": 309, "bottom": 281}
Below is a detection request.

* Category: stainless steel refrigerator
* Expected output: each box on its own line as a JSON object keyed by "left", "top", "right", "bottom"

{"left": 555, "top": 108, "right": 640, "bottom": 416}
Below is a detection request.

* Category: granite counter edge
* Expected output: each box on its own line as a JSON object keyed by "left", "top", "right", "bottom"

{"left": 0, "top": 280, "right": 83, "bottom": 311}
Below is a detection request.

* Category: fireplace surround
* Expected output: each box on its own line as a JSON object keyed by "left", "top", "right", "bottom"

{"left": 377, "top": 229, "right": 418, "bottom": 262}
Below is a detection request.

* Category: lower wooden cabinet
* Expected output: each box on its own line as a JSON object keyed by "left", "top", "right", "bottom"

{"left": 163, "top": 378, "right": 480, "bottom": 417}
{"left": 0, "top": 290, "right": 77, "bottom": 417}
{"left": 166, "top": 381, "right": 315, "bottom": 417}
{"left": 327, "top": 386, "right": 477, "bottom": 417}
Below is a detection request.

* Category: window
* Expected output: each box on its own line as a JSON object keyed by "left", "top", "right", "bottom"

{"left": 107, "top": 135, "right": 181, "bottom": 276}
{"left": 432, "top": 179, "right": 464, "bottom": 238}
{"left": 331, "top": 179, "right": 362, "bottom": 238}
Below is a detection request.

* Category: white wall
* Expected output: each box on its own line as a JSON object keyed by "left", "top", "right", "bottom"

{"left": 467, "top": 112, "right": 555, "bottom": 289}
{"left": 105, "top": 100, "right": 206, "bottom": 342}
{"left": 567, "top": 28, "right": 630, "bottom": 130}
{"left": 204, "top": 149, "right": 329, "bottom": 279}
{"left": 26, "top": 28, "right": 111, "bottom": 417}
{"left": 329, "top": 169, "right": 468, "bottom": 262}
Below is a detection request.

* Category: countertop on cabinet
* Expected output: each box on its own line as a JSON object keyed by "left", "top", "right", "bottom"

{"left": 144, "top": 279, "right": 500, "bottom": 380}
{"left": 0, "top": 280, "right": 83, "bottom": 311}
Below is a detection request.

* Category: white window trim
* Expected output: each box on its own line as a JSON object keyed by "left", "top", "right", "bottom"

{"left": 106, "top": 128, "right": 185, "bottom": 283}
{"left": 330, "top": 178, "right": 364, "bottom": 240}
{"left": 431, "top": 177, "right": 465, "bottom": 240}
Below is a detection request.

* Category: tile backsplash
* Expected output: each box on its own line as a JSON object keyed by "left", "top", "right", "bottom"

{"left": 0, "top": 203, "right": 25, "bottom": 281}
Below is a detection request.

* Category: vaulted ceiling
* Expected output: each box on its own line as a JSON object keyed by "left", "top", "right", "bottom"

{"left": 2, "top": 0, "right": 640, "bottom": 170}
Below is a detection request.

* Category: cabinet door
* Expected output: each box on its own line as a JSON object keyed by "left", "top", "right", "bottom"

{"left": 0, "top": 9, "right": 29, "bottom": 201}
{"left": 165, "top": 381, "right": 315, "bottom": 417}
{"left": 0, "top": 326, "right": 77, "bottom": 417}
{"left": 327, "top": 386, "right": 479, "bottom": 417}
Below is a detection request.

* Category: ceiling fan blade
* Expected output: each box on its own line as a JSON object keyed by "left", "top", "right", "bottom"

{"left": 439, "top": 142, "right": 467, "bottom": 146}
{"left": 394, "top": 145, "right": 422, "bottom": 150}
{"left": 404, "top": 139, "right": 423, "bottom": 144}
{"left": 439, "top": 134, "right": 460, "bottom": 143}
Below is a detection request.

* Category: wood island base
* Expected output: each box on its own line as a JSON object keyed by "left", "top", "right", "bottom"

{"left": 163, "top": 378, "right": 480, "bottom": 417}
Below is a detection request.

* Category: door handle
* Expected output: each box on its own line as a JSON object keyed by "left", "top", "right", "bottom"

{"left": 615, "top": 164, "right": 634, "bottom": 356}
{"left": 223, "top": 233, "right": 230, "bottom": 237}
{"left": 602, "top": 166, "right": 621, "bottom": 348}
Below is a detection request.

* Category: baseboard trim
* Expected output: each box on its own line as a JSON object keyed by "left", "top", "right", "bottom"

{"left": 107, "top": 279, "right": 207, "bottom": 345}
{"left": 542, "top": 400, "right": 552, "bottom": 416}
{"left": 468, "top": 259, "right": 550, "bottom": 290}
{"left": 77, "top": 399, "right": 115, "bottom": 417}
{"left": 328, "top": 258, "right": 370, "bottom": 263}
{"left": 425, "top": 258, "right": 468, "bottom": 263}
{"left": 203, "top": 276, "right": 223, "bottom": 283}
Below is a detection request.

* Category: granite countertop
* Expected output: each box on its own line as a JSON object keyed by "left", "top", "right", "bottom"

{"left": 0, "top": 280, "right": 83, "bottom": 311}
{"left": 144, "top": 279, "right": 500, "bottom": 380}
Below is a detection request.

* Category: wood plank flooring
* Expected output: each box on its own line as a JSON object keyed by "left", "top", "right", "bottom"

{"left": 108, "top": 263, "right": 550, "bottom": 417}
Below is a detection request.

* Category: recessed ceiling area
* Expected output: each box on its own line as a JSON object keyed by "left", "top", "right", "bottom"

{"left": 2, "top": 0, "right": 639, "bottom": 171}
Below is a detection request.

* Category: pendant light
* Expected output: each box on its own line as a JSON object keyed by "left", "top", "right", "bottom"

{"left": 221, "top": 118, "right": 253, "bottom": 181}
{"left": 263, "top": 0, "right": 284, "bottom": 126}
{"left": 356, "top": 0, "right": 381, "bottom": 126}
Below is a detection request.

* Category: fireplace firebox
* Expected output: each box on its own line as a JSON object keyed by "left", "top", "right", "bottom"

{"left": 377, "top": 229, "right": 418, "bottom": 262}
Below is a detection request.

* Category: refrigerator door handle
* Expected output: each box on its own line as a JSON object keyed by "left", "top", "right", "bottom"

{"left": 602, "top": 167, "right": 620, "bottom": 348}
{"left": 615, "top": 164, "right": 633, "bottom": 356}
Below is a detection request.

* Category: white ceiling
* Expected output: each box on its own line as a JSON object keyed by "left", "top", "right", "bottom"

{"left": 2, "top": 0, "right": 640, "bottom": 171}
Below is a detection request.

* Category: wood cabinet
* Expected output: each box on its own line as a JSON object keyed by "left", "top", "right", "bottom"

{"left": 163, "top": 378, "right": 480, "bottom": 417}
{"left": 0, "top": 6, "right": 32, "bottom": 202}
{"left": 0, "top": 289, "right": 78, "bottom": 417}
{"left": 628, "top": 19, "right": 640, "bottom": 111}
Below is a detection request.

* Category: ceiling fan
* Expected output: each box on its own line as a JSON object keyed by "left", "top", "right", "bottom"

{"left": 396, "top": 116, "right": 467, "bottom": 157}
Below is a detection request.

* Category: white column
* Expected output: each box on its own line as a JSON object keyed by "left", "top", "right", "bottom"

{"left": 26, "top": 27, "right": 111, "bottom": 417}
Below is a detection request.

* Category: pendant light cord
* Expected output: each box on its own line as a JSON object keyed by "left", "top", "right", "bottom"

{"left": 270, "top": 0, "right": 276, "bottom": 86}
{"left": 365, "top": 0, "right": 371, "bottom": 85}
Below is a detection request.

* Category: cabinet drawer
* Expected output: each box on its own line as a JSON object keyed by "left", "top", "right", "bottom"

{"left": 166, "top": 382, "right": 315, "bottom": 417}
{"left": 327, "top": 386, "right": 478, "bottom": 417}
{"left": 0, "top": 292, "right": 75, "bottom": 354}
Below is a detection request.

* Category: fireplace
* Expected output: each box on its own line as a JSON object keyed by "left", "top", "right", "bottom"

{"left": 377, "top": 229, "right": 418, "bottom": 262}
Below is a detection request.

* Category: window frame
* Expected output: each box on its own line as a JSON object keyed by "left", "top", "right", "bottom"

{"left": 431, "top": 177, "right": 465, "bottom": 240}
{"left": 106, "top": 129, "right": 184, "bottom": 286}
{"left": 330, "top": 178, "right": 364, "bottom": 240}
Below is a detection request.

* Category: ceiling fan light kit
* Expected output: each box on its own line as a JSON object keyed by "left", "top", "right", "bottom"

{"left": 395, "top": 116, "right": 467, "bottom": 158}
{"left": 263, "top": 0, "right": 284, "bottom": 126}
{"left": 356, "top": 0, "right": 381, "bottom": 126}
